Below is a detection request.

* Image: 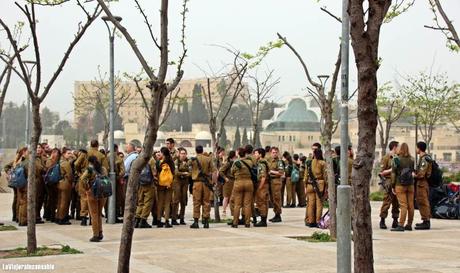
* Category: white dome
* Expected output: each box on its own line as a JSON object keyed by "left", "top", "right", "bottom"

{"left": 114, "top": 130, "right": 125, "bottom": 139}
{"left": 195, "top": 131, "right": 212, "bottom": 140}
{"left": 157, "top": 131, "right": 166, "bottom": 140}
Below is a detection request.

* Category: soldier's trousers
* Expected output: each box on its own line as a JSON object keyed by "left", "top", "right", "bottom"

{"left": 416, "top": 180, "right": 431, "bottom": 220}
{"left": 87, "top": 192, "right": 106, "bottom": 237}
{"left": 270, "top": 178, "right": 282, "bottom": 215}
{"left": 232, "top": 179, "right": 254, "bottom": 225}
{"left": 223, "top": 180, "right": 234, "bottom": 216}
{"left": 395, "top": 185, "right": 415, "bottom": 226}
{"left": 286, "top": 177, "right": 296, "bottom": 206}
{"left": 12, "top": 188, "right": 18, "bottom": 221}
{"left": 36, "top": 179, "right": 45, "bottom": 219}
{"left": 296, "top": 179, "right": 306, "bottom": 206}
{"left": 192, "top": 181, "right": 211, "bottom": 219}
{"left": 56, "top": 181, "right": 72, "bottom": 220}
{"left": 70, "top": 183, "right": 80, "bottom": 218}
{"left": 116, "top": 178, "right": 126, "bottom": 217}
{"left": 157, "top": 186, "right": 172, "bottom": 222}
{"left": 255, "top": 183, "right": 269, "bottom": 217}
{"left": 45, "top": 183, "right": 58, "bottom": 220}
{"left": 306, "top": 180, "right": 325, "bottom": 224}
{"left": 379, "top": 180, "right": 399, "bottom": 219}
{"left": 136, "top": 184, "right": 155, "bottom": 220}
{"left": 17, "top": 186, "right": 27, "bottom": 225}
{"left": 172, "top": 180, "right": 188, "bottom": 221}
{"left": 78, "top": 181, "right": 89, "bottom": 217}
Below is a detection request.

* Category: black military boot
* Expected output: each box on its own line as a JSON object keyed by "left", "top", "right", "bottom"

{"left": 171, "top": 219, "right": 179, "bottom": 225}
{"left": 139, "top": 219, "right": 152, "bottom": 228}
{"left": 379, "top": 218, "right": 387, "bottom": 229}
{"left": 165, "top": 220, "right": 172, "bottom": 228}
{"left": 151, "top": 217, "right": 158, "bottom": 226}
{"left": 89, "top": 236, "right": 101, "bottom": 242}
{"left": 134, "top": 217, "right": 140, "bottom": 228}
{"left": 238, "top": 216, "right": 245, "bottom": 225}
{"left": 391, "top": 217, "right": 399, "bottom": 229}
{"left": 252, "top": 216, "right": 258, "bottom": 224}
{"left": 190, "top": 218, "right": 199, "bottom": 229}
{"left": 391, "top": 225, "right": 405, "bottom": 232}
{"left": 98, "top": 232, "right": 104, "bottom": 240}
{"left": 203, "top": 218, "right": 210, "bottom": 229}
{"left": 414, "top": 220, "right": 430, "bottom": 230}
{"left": 254, "top": 216, "right": 267, "bottom": 227}
{"left": 179, "top": 218, "right": 186, "bottom": 225}
{"left": 270, "top": 214, "right": 282, "bottom": 223}
{"left": 80, "top": 217, "right": 88, "bottom": 226}
{"left": 404, "top": 225, "right": 412, "bottom": 231}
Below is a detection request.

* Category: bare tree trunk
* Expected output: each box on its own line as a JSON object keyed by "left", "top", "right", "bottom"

{"left": 349, "top": 1, "right": 391, "bottom": 272}
{"left": 209, "top": 123, "right": 220, "bottom": 222}
{"left": 118, "top": 86, "right": 163, "bottom": 273}
{"left": 27, "top": 102, "right": 41, "bottom": 254}
{"left": 322, "top": 107, "right": 336, "bottom": 239}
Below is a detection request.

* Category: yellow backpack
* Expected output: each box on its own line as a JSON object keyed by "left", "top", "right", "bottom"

{"left": 159, "top": 162, "right": 174, "bottom": 188}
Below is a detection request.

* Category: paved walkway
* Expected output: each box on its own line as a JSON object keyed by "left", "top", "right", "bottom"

{"left": 0, "top": 192, "right": 459, "bottom": 273}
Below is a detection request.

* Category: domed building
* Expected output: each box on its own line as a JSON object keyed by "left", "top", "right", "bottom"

{"left": 261, "top": 97, "right": 322, "bottom": 153}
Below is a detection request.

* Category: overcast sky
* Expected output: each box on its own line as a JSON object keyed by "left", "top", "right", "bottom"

{"left": 1, "top": 0, "right": 460, "bottom": 121}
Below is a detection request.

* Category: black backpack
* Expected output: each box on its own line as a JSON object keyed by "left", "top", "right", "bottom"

{"left": 399, "top": 167, "right": 414, "bottom": 186}
{"left": 241, "top": 160, "right": 258, "bottom": 185}
{"left": 92, "top": 173, "right": 113, "bottom": 198}
{"left": 139, "top": 164, "right": 154, "bottom": 185}
{"left": 425, "top": 157, "right": 443, "bottom": 187}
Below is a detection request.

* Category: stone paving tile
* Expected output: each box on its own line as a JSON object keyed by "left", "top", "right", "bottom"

{"left": 0, "top": 193, "right": 459, "bottom": 273}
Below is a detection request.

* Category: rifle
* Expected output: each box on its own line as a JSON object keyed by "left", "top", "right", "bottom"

{"left": 192, "top": 157, "right": 213, "bottom": 191}
{"left": 307, "top": 161, "right": 325, "bottom": 201}
{"left": 378, "top": 174, "right": 391, "bottom": 194}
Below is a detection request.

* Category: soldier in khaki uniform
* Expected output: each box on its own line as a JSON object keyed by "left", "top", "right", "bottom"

{"left": 189, "top": 145, "right": 217, "bottom": 229}
{"left": 230, "top": 148, "right": 254, "bottom": 228}
{"left": 135, "top": 157, "right": 158, "bottom": 228}
{"left": 10, "top": 147, "right": 29, "bottom": 226}
{"left": 35, "top": 144, "right": 46, "bottom": 224}
{"left": 304, "top": 149, "right": 327, "bottom": 227}
{"left": 219, "top": 150, "right": 236, "bottom": 218}
{"left": 80, "top": 156, "right": 107, "bottom": 242}
{"left": 166, "top": 138, "right": 179, "bottom": 161}
{"left": 172, "top": 148, "right": 190, "bottom": 225}
{"left": 268, "top": 147, "right": 284, "bottom": 223}
{"left": 254, "top": 148, "right": 269, "bottom": 227}
{"left": 156, "top": 147, "right": 175, "bottom": 228}
{"left": 56, "top": 147, "right": 74, "bottom": 225}
{"left": 74, "top": 149, "right": 89, "bottom": 225}
{"left": 378, "top": 141, "right": 400, "bottom": 229}
{"left": 44, "top": 149, "right": 61, "bottom": 222}
{"left": 414, "top": 141, "right": 432, "bottom": 230}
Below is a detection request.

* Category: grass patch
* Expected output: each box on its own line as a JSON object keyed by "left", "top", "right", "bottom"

{"left": 0, "top": 245, "right": 82, "bottom": 259}
{"left": 370, "top": 191, "right": 384, "bottom": 201}
{"left": 0, "top": 225, "right": 17, "bottom": 231}
{"left": 323, "top": 200, "right": 329, "bottom": 208}
{"left": 288, "top": 232, "right": 336, "bottom": 243}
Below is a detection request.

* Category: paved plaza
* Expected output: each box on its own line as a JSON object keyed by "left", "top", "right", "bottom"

{"left": 0, "top": 192, "right": 459, "bottom": 273}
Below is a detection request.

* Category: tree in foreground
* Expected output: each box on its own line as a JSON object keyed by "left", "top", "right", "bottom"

{"left": 95, "top": 0, "right": 188, "bottom": 272}
{"left": 0, "top": 0, "right": 101, "bottom": 254}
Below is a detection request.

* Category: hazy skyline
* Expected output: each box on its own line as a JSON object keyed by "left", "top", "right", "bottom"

{"left": 1, "top": 0, "right": 460, "bottom": 121}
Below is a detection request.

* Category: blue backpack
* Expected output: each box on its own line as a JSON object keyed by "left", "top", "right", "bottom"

{"left": 92, "top": 174, "right": 113, "bottom": 198}
{"left": 10, "top": 165, "right": 28, "bottom": 188}
{"left": 139, "top": 165, "right": 153, "bottom": 185}
{"left": 44, "top": 163, "right": 61, "bottom": 185}
{"left": 291, "top": 165, "right": 300, "bottom": 183}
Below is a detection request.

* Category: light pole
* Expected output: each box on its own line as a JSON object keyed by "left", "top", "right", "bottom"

{"left": 23, "top": 60, "right": 37, "bottom": 147}
{"left": 337, "top": 0, "right": 351, "bottom": 272}
{"left": 102, "top": 15, "right": 122, "bottom": 224}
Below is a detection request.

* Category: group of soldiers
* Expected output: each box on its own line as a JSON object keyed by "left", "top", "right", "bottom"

{"left": 14, "top": 135, "right": 441, "bottom": 241}
{"left": 378, "top": 141, "right": 433, "bottom": 231}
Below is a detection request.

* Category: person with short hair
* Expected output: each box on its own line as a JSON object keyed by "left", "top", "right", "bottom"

{"left": 171, "top": 147, "right": 190, "bottom": 225}
{"left": 414, "top": 141, "right": 432, "bottom": 230}
{"left": 378, "top": 141, "right": 400, "bottom": 230}
{"left": 219, "top": 150, "right": 236, "bottom": 218}
{"left": 189, "top": 145, "right": 217, "bottom": 229}
{"left": 254, "top": 148, "right": 269, "bottom": 227}
{"left": 166, "top": 138, "right": 178, "bottom": 161}
{"left": 268, "top": 147, "right": 284, "bottom": 223}
{"left": 56, "top": 147, "right": 74, "bottom": 225}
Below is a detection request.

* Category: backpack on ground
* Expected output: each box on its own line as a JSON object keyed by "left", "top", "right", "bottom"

{"left": 399, "top": 167, "right": 414, "bottom": 186}
{"left": 318, "top": 210, "right": 330, "bottom": 229}
{"left": 92, "top": 174, "right": 112, "bottom": 198}
{"left": 425, "top": 157, "right": 443, "bottom": 187}
{"left": 9, "top": 165, "right": 28, "bottom": 188}
{"left": 44, "top": 163, "right": 61, "bottom": 185}
{"left": 433, "top": 192, "right": 459, "bottom": 219}
{"left": 159, "top": 162, "right": 174, "bottom": 188}
{"left": 139, "top": 165, "right": 154, "bottom": 185}
{"left": 291, "top": 165, "right": 300, "bottom": 183}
